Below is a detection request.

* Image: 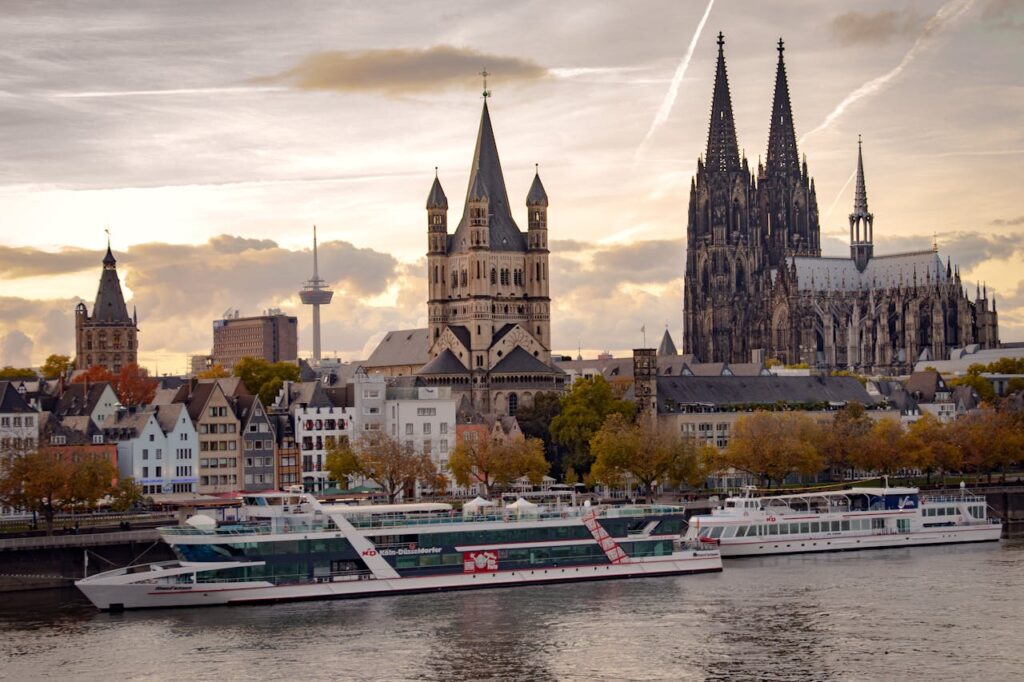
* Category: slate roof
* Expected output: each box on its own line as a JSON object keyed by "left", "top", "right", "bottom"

{"left": 654, "top": 375, "right": 873, "bottom": 412}
{"left": 55, "top": 382, "right": 113, "bottom": 417}
{"left": 91, "top": 247, "right": 133, "bottom": 325}
{"left": 154, "top": 403, "right": 187, "bottom": 434}
{"left": 526, "top": 171, "right": 548, "bottom": 207}
{"left": 448, "top": 101, "right": 527, "bottom": 254}
{"left": 426, "top": 175, "right": 448, "bottom": 210}
{"left": 0, "top": 381, "right": 36, "bottom": 413}
{"left": 418, "top": 349, "right": 468, "bottom": 375}
{"left": 324, "top": 385, "right": 355, "bottom": 409}
{"left": 364, "top": 328, "right": 429, "bottom": 368}
{"left": 491, "top": 323, "right": 517, "bottom": 347}
{"left": 791, "top": 251, "right": 945, "bottom": 293}
{"left": 448, "top": 325, "right": 472, "bottom": 351}
{"left": 904, "top": 370, "right": 949, "bottom": 403}
{"left": 657, "top": 330, "right": 678, "bottom": 356}
{"left": 491, "top": 347, "right": 560, "bottom": 374}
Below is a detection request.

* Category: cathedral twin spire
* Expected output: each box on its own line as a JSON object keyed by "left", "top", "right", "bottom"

{"left": 764, "top": 39, "right": 801, "bottom": 182}
{"left": 705, "top": 32, "right": 742, "bottom": 174}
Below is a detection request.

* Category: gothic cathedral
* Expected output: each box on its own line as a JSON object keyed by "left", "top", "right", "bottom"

{"left": 683, "top": 35, "right": 998, "bottom": 374}
{"left": 418, "top": 97, "right": 565, "bottom": 415}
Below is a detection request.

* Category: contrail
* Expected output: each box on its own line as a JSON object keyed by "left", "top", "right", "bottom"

{"left": 801, "top": 0, "right": 976, "bottom": 144}
{"left": 824, "top": 168, "right": 857, "bottom": 221}
{"left": 635, "top": 0, "right": 715, "bottom": 160}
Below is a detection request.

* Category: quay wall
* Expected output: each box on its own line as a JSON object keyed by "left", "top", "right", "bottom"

{"left": 0, "top": 534, "right": 175, "bottom": 593}
{"left": 985, "top": 490, "right": 1024, "bottom": 538}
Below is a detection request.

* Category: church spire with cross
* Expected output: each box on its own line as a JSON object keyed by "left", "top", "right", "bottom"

{"left": 765, "top": 37, "right": 801, "bottom": 181}
{"left": 705, "top": 32, "right": 741, "bottom": 175}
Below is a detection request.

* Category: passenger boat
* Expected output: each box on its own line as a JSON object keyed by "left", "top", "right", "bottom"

{"left": 76, "top": 492, "right": 721, "bottom": 610}
{"left": 683, "top": 483, "right": 1002, "bottom": 557}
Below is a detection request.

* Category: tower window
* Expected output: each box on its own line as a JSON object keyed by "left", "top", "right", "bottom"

{"left": 490, "top": 268, "right": 496, "bottom": 284}
{"left": 508, "top": 393, "right": 518, "bottom": 416}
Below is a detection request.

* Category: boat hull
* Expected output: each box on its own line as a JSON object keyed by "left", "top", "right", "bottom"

{"left": 716, "top": 524, "right": 1002, "bottom": 558}
{"left": 77, "top": 553, "right": 722, "bottom": 611}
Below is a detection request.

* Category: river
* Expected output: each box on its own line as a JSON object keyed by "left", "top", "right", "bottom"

{"left": 2, "top": 541, "right": 1022, "bottom": 681}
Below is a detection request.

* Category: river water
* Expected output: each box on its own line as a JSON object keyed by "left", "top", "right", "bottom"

{"left": 2, "top": 541, "right": 1022, "bottom": 681}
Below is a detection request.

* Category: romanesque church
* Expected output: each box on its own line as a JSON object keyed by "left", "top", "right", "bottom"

{"left": 682, "top": 35, "right": 999, "bottom": 374}
{"left": 417, "top": 97, "right": 566, "bottom": 414}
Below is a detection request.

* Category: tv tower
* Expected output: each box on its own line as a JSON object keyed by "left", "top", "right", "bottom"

{"left": 299, "top": 226, "right": 333, "bottom": 363}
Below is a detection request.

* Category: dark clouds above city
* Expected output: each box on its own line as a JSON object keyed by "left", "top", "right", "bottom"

{"left": 0, "top": 0, "right": 1021, "bottom": 371}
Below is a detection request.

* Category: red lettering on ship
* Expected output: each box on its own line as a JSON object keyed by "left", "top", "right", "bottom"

{"left": 463, "top": 551, "right": 498, "bottom": 573}
{"left": 766, "top": 516, "right": 777, "bottom": 523}
{"left": 361, "top": 549, "right": 378, "bottom": 557}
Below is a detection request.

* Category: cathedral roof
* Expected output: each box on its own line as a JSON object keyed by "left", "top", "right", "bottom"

{"left": 92, "top": 247, "right": 133, "bottom": 325}
{"left": 491, "top": 347, "right": 560, "bottom": 374}
{"left": 657, "top": 329, "right": 678, "bottom": 356}
{"left": 526, "top": 170, "right": 548, "bottom": 207}
{"left": 426, "top": 175, "right": 448, "bottom": 210}
{"left": 791, "top": 251, "right": 945, "bottom": 293}
{"left": 449, "top": 101, "right": 527, "bottom": 253}
{"left": 418, "top": 349, "right": 468, "bottom": 375}
{"left": 705, "top": 32, "right": 742, "bottom": 175}
{"left": 764, "top": 38, "right": 801, "bottom": 182}
{"left": 363, "top": 328, "right": 429, "bottom": 369}
{"left": 654, "top": 375, "right": 875, "bottom": 412}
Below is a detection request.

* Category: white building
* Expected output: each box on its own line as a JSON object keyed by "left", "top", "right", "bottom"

{"left": 384, "top": 385, "right": 457, "bottom": 493}
{"left": 0, "top": 381, "right": 39, "bottom": 456}
{"left": 108, "top": 405, "right": 199, "bottom": 496}
{"left": 276, "top": 380, "right": 354, "bottom": 492}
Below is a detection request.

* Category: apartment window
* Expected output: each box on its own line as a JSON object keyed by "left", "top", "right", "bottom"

{"left": 149, "top": 434, "right": 155, "bottom": 442}
{"left": 440, "top": 423, "right": 448, "bottom": 435}
{"left": 24, "top": 416, "right": 33, "bottom": 427}
{"left": 0, "top": 417, "right": 8, "bottom": 427}
{"left": 405, "top": 423, "right": 414, "bottom": 435}
{"left": 423, "top": 423, "right": 432, "bottom": 435}
{"left": 12, "top": 417, "right": 21, "bottom": 427}
{"left": 155, "top": 466, "right": 162, "bottom": 477}
{"left": 156, "top": 449, "right": 162, "bottom": 459}
{"left": 142, "top": 467, "right": 149, "bottom": 477}
{"left": 254, "top": 441, "right": 263, "bottom": 450}
{"left": 200, "top": 424, "right": 208, "bottom": 434}
{"left": 405, "top": 440, "right": 414, "bottom": 451}
{"left": 180, "top": 433, "right": 188, "bottom": 441}
{"left": 417, "top": 408, "right": 436, "bottom": 416}
{"left": 142, "top": 449, "right": 148, "bottom": 460}
{"left": 440, "top": 439, "right": 449, "bottom": 452}
{"left": 363, "top": 389, "right": 380, "bottom": 399}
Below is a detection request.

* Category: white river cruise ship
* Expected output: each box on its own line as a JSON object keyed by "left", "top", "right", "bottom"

{"left": 684, "top": 483, "right": 1002, "bottom": 557}
{"left": 77, "top": 492, "right": 721, "bottom": 610}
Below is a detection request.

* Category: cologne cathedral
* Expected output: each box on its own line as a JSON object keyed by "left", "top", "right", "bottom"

{"left": 682, "top": 35, "right": 999, "bottom": 374}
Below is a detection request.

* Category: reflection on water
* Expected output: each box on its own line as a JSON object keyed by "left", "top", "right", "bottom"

{"left": 2, "top": 542, "right": 1023, "bottom": 681}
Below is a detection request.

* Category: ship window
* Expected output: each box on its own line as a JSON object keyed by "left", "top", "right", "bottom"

{"left": 722, "top": 527, "right": 737, "bottom": 539}
{"left": 872, "top": 518, "right": 885, "bottom": 529}
{"left": 831, "top": 521, "right": 841, "bottom": 532}
{"left": 769, "top": 525, "right": 779, "bottom": 536}
{"left": 735, "top": 526, "right": 747, "bottom": 537}
{"left": 810, "top": 522, "right": 819, "bottom": 533}
{"left": 841, "top": 521, "right": 851, "bottom": 531}
{"left": 709, "top": 526, "right": 724, "bottom": 539}
{"left": 800, "top": 523, "right": 810, "bottom": 534}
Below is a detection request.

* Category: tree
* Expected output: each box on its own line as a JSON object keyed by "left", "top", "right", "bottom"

{"left": 1006, "top": 377, "right": 1024, "bottom": 396}
{"left": 40, "top": 354, "right": 73, "bottom": 380}
{"left": 589, "top": 415, "right": 705, "bottom": 494}
{"left": 72, "top": 364, "right": 116, "bottom": 386}
{"left": 67, "top": 456, "right": 117, "bottom": 510}
{"left": 0, "top": 451, "right": 72, "bottom": 535}
{"left": 0, "top": 366, "right": 37, "bottom": 379}
{"left": 233, "top": 357, "right": 301, "bottom": 405}
{"left": 354, "top": 432, "right": 437, "bottom": 502}
{"left": 717, "top": 412, "right": 824, "bottom": 488}
{"left": 852, "top": 418, "right": 910, "bottom": 476}
{"left": 902, "top": 414, "right": 960, "bottom": 485}
{"left": 514, "top": 391, "right": 561, "bottom": 446}
{"left": 549, "top": 376, "right": 635, "bottom": 471}
{"left": 952, "top": 408, "right": 1024, "bottom": 482}
{"left": 111, "top": 476, "right": 145, "bottom": 511}
{"left": 448, "top": 435, "right": 549, "bottom": 497}
{"left": 820, "top": 402, "right": 874, "bottom": 479}
{"left": 949, "top": 372, "right": 996, "bottom": 403}
{"left": 115, "top": 363, "right": 158, "bottom": 407}
{"left": 197, "top": 364, "right": 230, "bottom": 379}
{"left": 325, "top": 438, "right": 361, "bottom": 489}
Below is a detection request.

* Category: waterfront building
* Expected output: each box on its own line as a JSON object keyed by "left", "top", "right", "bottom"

{"left": 164, "top": 379, "right": 243, "bottom": 494}
{"left": 271, "top": 411, "right": 301, "bottom": 489}
{"left": 0, "top": 381, "right": 39, "bottom": 456}
{"left": 38, "top": 412, "right": 118, "bottom": 481}
{"left": 236, "top": 395, "right": 276, "bottom": 492}
{"left": 74, "top": 243, "right": 139, "bottom": 372}
{"left": 154, "top": 403, "right": 199, "bottom": 494}
{"left": 420, "top": 95, "right": 566, "bottom": 414}
{"left": 274, "top": 380, "right": 353, "bottom": 492}
{"left": 211, "top": 309, "right": 298, "bottom": 372}
{"left": 105, "top": 404, "right": 198, "bottom": 496}
{"left": 383, "top": 384, "right": 456, "bottom": 491}
{"left": 682, "top": 35, "right": 998, "bottom": 373}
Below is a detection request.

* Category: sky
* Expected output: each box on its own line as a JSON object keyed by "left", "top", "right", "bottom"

{"left": 0, "top": 0, "right": 1021, "bottom": 373}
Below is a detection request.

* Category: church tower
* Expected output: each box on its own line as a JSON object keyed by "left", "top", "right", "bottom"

{"left": 75, "top": 240, "right": 139, "bottom": 372}
{"left": 849, "top": 137, "right": 874, "bottom": 271}
{"left": 757, "top": 39, "right": 820, "bottom": 265}
{"left": 683, "top": 33, "right": 760, "bottom": 363}
{"left": 421, "top": 89, "right": 563, "bottom": 415}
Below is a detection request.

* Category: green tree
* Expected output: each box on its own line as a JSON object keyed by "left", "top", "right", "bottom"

{"left": 1005, "top": 377, "right": 1024, "bottom": 396}
{"left": 325, "top": 438, "right": 361, "bottom": 489}
{"left": 111, "top": 476, "right": 145, "bottom": 511}
{"left": 40, "top": 354, "right": 73, "bottom": 380}
{"left": 233, "top": 357, "right": 301, "bottom": 405}
{"left": 351, "top": 432, "right": 437, "bottom": 502}
{"left": 513, "top": 391, "right": 561, "bottom": 447}
{"left": 949, "top": 373, "right": 996, "bottom": 403}
{"left": 0, "top": 366, "right": 37, "bottom": 380}
{"left": 549, "top": 376, "right": 635, "bottom": 472}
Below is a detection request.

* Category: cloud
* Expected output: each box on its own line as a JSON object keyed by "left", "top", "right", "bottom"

{"left": 981, "top": 0, "right": 1024, "bottom": 31}
{"left": 0, "top": 245, "right": 99, "bottom": 279}
{"left": 255, "top": 45, "right": 547, "bottom": 95}
{"left": 803, "top": 0, "right": 978, "bottom": 142}
{"left": 830, "top": 9, "right": 926, "bottom": 46}
{"left": 991, "top": 216, "right": 1024, "bottom": 226}
{"left": 0, "top": 330, "right": 33, "bottom": 367}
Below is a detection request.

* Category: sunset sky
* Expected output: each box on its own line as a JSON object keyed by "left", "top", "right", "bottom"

{"left": 0, "top": 0, "right": 1021, "bottom": 373}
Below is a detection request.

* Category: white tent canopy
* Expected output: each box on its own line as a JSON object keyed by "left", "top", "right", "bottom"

{"left": 462, "top": 496, "right": 497, "bottom": 515}
{"left": 506, "top": 497, "right": 540, "bottom": 514}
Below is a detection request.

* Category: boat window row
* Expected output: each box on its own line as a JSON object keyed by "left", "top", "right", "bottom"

{"left": 417, "top": 525, "right": 594, "bottom": 547}
{"left": 923, "top": 506, "right": 981, "bottom": 518}
{"left": 699, "top": 517, "right": 887, "bottom": 539}
{"left": 174, "top": 537, "right": 354, "bottom": 562}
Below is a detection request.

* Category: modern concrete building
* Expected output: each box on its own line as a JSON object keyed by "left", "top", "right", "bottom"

{"left": 211, "top": 310, "right": 297, "bottom": 371}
